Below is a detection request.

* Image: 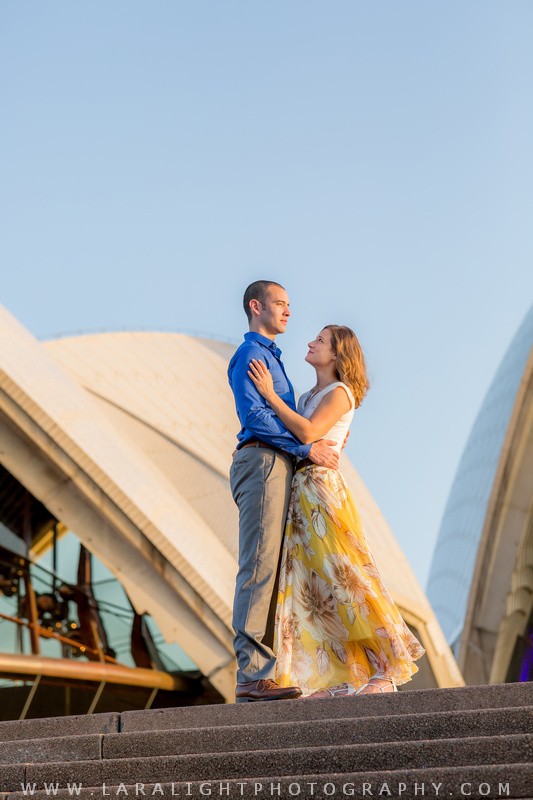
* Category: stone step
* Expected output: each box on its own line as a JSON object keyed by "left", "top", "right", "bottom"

{"left": 121, "top": 682, "right": 533, "bottom": 733}
{"left": 0, "top": 734, "right": 103, "bottom": 766}
{"left": 0, "top": 684, "right": 529, "bottom": 748}
{"left": 104, "top": 706, "right": 532, "bottom": 760}
{"left": 4, "top": 763, "right": 532, "bottom": 800}
{"left": 0, "top": 769, "right": 24, "bottom": 795}
{"left": 18, "top": 734, "right": 531, "bottom": 789}
{"left": 0, "top": 713, "right": 119, "bottom": 743}
{"left": 1, "top": 706, "right": 528, "bottom": 767}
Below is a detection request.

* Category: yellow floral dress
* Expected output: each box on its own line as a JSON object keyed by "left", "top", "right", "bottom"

{"left": 274, "top": 384, "right": 425, "bottom": 694}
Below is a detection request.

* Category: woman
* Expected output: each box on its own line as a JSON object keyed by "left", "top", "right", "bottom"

{"left": 248, "top": 325, "right": 425, "bottom": 697}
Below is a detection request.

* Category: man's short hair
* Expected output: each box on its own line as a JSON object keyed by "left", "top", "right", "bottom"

{"left": 243, "top": 280, "right": 285, "bottom": 322}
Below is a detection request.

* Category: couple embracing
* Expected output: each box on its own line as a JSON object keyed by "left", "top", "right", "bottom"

{"left": 228, "top": 280, "right": 424, "bottom": 703}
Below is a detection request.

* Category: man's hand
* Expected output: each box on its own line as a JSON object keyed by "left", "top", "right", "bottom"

{"left": 308, "top": 439, "right": 339, "bottom": 469}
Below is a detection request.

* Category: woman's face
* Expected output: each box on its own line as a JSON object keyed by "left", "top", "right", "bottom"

{"left": 305, "top": 328, "right": 336, "bottom": 368}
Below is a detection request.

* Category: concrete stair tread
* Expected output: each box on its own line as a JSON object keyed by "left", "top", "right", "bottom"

{"left": 103, "top": 706, "right": 532, "bottom": 759}
{"left": 120, "top": 682, "right": 533, "bottom": 732}
{"left": 0, "top": 684, "right": 530, "bottom": 798}
{"left": 0, "top": 734, "right": 103, "bottom": 766}
{"left": 0, "top": 714, "right": 118, "bottom": 743}
{"left": 5, "top": 763, "right": 532, "bottom": 799}
{"left": 17, "top": 734, "right": 532, "bottom": 788}
{"left": 1, "top": 705, "right": 530, "bottom": 766}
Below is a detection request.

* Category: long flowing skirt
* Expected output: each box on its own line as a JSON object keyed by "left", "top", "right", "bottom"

{"left": 274, "top": 465, "right": 425, "bottom": 695}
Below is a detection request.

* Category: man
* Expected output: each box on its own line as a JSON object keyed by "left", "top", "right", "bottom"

{"left": 228, "top": 280, "right": 339, "bottom": 702}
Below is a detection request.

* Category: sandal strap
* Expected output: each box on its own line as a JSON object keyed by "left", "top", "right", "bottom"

{"left": 328, "top": 683, "right": 356, "bottom": 696}
{"left": 355, "top": 676, "right": 397, "bottom": 695}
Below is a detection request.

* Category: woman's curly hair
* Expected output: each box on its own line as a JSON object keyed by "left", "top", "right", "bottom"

{"left": 324, "top": 324, "right": 369, "bottom": 409}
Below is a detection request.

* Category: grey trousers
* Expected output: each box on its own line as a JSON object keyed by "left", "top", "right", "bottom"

{"left": 230, "top": 446, "right": 294, "bottom": 683}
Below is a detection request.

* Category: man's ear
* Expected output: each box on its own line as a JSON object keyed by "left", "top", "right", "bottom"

{"left": 249, "top": 299, "right": 262, "bottom": 317}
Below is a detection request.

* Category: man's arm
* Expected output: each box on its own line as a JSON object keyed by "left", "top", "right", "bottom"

{"left": 230, "top": 347, "right": 339, "bottom": 468}
{"left": 230, "top": 349, "right": 311, "bottom": 458}
{"left": 248, "top": 359, "right": 351, "bottom": 444}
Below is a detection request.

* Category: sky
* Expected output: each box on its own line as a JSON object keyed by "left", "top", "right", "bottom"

{"left": 1, "top": 1, "right": 532, "bottom": 590}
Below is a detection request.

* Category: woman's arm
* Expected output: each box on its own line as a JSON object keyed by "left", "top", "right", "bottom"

{"left": 247, "top": 359, "right": 351, "bottom": 445}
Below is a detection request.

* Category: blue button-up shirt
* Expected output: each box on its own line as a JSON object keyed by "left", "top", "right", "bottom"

{"left": 228, "top": 331, "right": 311, "bottom": 459}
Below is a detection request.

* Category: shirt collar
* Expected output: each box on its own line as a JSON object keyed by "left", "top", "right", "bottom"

{"left": 244, "top": 331, "right": 282, "bottom": 358}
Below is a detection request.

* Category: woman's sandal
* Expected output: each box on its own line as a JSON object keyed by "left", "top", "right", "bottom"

{"left": 354, "top": 675, "right": 397, "bottom": 695}
{"left": 302, "top": 682, "right": 356, "bottom": 700}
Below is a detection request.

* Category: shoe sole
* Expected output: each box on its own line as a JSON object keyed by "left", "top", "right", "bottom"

{"left": 235, "top": 693, "right": 302, "bottom": 703}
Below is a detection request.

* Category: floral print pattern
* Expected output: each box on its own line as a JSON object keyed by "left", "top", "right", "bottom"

{"left": 274, "top": 466, "right": 425, "bottom": 695}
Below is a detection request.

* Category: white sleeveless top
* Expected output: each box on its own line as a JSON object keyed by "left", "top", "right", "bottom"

{"left": 297, "top": 381, "right": 355, "bottom": 455}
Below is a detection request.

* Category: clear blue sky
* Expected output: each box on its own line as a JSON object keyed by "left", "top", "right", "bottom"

{"left": 1, "top": 2, "right": 532, "bottom": 588}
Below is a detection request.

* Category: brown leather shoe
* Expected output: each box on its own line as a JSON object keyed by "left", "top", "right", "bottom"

{"left": 235, "top": 679, "right": 302, "bottom": 703}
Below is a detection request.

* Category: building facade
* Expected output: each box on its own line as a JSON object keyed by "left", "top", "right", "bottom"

{"left": 427, "top": 306, "right": 533, "bottom": 684}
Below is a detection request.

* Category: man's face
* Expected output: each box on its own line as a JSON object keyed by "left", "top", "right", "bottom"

{"left": 254, "top": 285, "right": 291, "bottom": 336}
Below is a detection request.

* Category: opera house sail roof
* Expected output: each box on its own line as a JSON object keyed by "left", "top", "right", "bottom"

{"left": 0, "top": 304, "right": 461, "bottom": 716}
{"left": 427, "top": 305, "right": 533, "bottom": 682}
